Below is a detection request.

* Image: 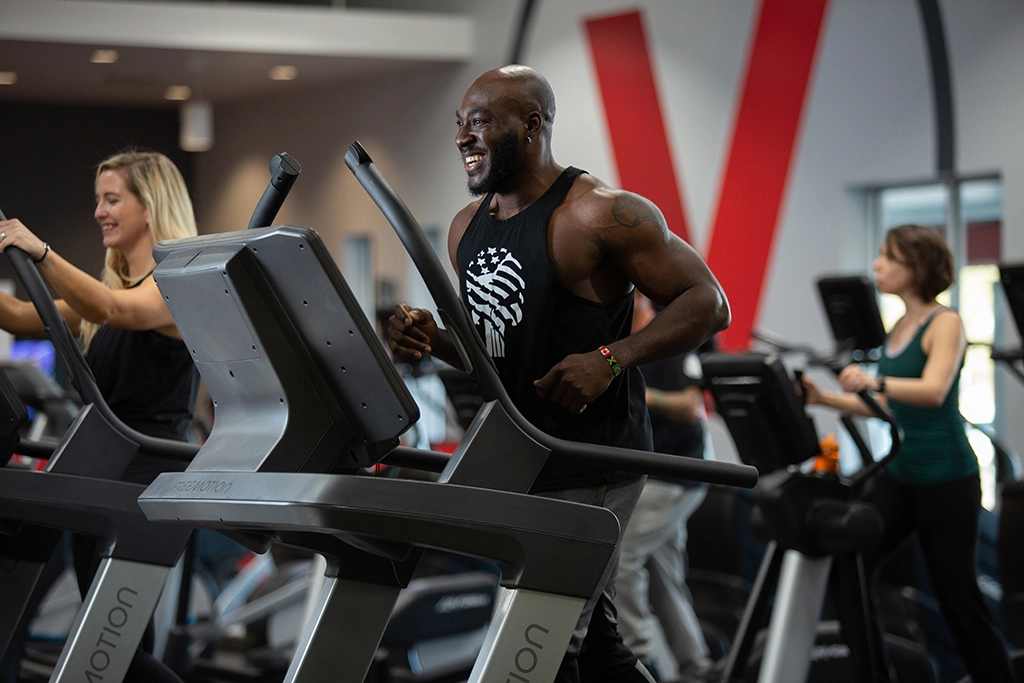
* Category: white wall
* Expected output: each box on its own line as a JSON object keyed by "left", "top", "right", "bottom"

{"left": 194, "top": 0, "right": 1024, "bottom": 461}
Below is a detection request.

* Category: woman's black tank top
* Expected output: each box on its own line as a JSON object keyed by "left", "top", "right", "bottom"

{"left": 456, "top": 167, "right": 651, "bottom": 492}
{"left": 85, "top": 273, "right": 199, "bottom": 482}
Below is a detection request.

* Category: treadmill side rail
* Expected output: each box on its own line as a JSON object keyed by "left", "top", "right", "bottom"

{"left": 0, "top": 557, "right": 48, "bottom": 655}
{"left": 757, "top": 550, "right": 833, "bottom": 683}
{"left": 50, "top": 558, "right": 172, "bottom": 683}
{"left": 468, "top": 588, "right": 585, "bottom": 683}
{"left": 284, "top": 576, "right": 401, "bottom": 683}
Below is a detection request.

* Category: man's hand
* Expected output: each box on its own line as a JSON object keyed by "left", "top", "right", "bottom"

{"left": 534, "top": 350, "right": 615, "bottom": 415}
{"left": 387, "top": 304, "right": 438, "bottom": 360}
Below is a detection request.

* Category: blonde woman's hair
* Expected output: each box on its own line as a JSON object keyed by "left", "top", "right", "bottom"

{"left": 81, "top": 150, "right": 198, "bottom": 349}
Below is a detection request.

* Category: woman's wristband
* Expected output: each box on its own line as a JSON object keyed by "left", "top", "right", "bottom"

{"left": 876, "top": 375, "right": 887, "bottom": 394}
{"left": 34, "top": 243, "right": 49, "bottom": 264}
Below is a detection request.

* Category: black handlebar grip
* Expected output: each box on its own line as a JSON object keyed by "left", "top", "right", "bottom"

{"left": 247, "top": 152, "right": 302, "bottom": 230}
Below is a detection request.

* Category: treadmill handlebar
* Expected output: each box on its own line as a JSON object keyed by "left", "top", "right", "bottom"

{"left": 247, "top": 152, "right": 301, "bottom": 230}
{"left": 0, "top": 209, "right": 199, "bottom": 462}
{"left": 345, "top": 142, "right": 758, "bottom": 490}
{"left": 12, "top": 436, "right": 61, "bottom": 460}
{"left": 992, "top": 347, "right": 1024, "bottom": 362}
{"left": 344, "top": 143, "right": 494, "bottom": 395}
{"left": 821, "top": 359, "right": 903, "bottom": 488}
{"left": 386, "top": 443, "right": 755, "bottom": 487}
{"left": 384, "top": 446, "right": 451, "bottom": 472}
{"left": 5, "top": 241, "right": 96, "bottom": 401}
{"left": 754, "top": 329, "right": 902, "bottom": 486}
{"left": 555, "top": 440, "right": 758, "bottom": 487}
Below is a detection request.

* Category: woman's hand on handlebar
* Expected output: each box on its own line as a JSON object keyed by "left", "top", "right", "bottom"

{"left": 0, "top": 219, "right": 48, "bottom": 262}
{"left": 387, "top": 304, "right": 438, "bottom": 360}
{"left": 837, "top": 364, "right": 880, "bottom": 393}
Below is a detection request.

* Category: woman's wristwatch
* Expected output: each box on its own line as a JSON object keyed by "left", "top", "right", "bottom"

{"left": 876, "top": 375, "right": 887, "bottom": 394}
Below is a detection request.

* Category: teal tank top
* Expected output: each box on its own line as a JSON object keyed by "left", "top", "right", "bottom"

{"left": 877, "top": 308, "right": 977, "bottom": 485}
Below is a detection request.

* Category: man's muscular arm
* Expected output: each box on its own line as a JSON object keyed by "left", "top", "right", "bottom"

{"left": 534, "top": 189, "right": 728, "bottom": 414}
{"left": 603, "top": 191, "right": 729, "bottom": 366}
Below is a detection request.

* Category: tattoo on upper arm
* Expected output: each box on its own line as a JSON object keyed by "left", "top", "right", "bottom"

{"left": 611, "top": 194, "right": 675, "bottom": 246}
{"left": 612, "top": 194, "right": 657, "bottom": 227}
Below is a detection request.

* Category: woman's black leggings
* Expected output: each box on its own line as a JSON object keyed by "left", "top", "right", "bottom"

{"left": 861, "top": 470, "right": 1016, "bottom": 683}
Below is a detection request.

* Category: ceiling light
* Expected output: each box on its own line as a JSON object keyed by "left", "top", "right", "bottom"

{"left": 180, "top": 100, "right": 213, "bottom": 152}
{"left": 0, "top": 72, "right": 16, "bottom": 86}
{"left": 268, "top": 65, "right": 298, "bottom": 81}
{"left": 164, "top": 85, "right": 192, "bottom": 101}
{"left": 90, "top": 49, "right": 119, "bottom": 65}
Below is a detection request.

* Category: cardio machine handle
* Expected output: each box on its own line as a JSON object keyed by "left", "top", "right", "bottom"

{"left": 344, "top": 142, "right": 758, "bottom": 489}
{"left": 847, "top": 386, "right": 902, "bottom": 488}
{"left": 343, "top": 143, "right": 495, "bottom": 396}
{"left": 247, "top": 152, "right": 301, "bottom": 230}
{"left": 821, "top": 358, "right": 903, "bottom": 488}
{"left": 755, "top": 329, "right": 903, "bottom": 486}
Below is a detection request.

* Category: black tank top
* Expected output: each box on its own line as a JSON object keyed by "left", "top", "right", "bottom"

{"left": 456, "top": 167, "right": 652, "bottom": 492}
{"left": 85, "top": 273, "right": 199, "bottom": 483}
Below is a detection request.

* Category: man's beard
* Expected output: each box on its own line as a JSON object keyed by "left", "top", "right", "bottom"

{"left": 468, "top": 132, "right": 521, "bottom": 197}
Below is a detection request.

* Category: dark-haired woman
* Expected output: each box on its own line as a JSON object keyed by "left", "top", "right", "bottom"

{"left": 802, "top": 224, "right": 1015, "bottom": 682}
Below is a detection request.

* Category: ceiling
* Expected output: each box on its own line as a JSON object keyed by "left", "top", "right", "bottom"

{"left": 0, "top": 40, "right": 434, "bottom": 107}
{"left": 0, "top": 0, "right": 474, "bottom": 108}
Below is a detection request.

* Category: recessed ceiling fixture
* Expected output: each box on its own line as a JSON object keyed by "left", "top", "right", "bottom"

{"left": 0, "top": 72, "right": 17, "bottom": 86}
{"left": 180, "top": 100, "right": 214, "bottom": 152}
{"left": 268, "top": 65, "right": 298, "bottom": 81}
{"left": 90, "top": 49, "right": 119, "bottom": 64}
{"left": 164, "top": 85, "right": 192, "bottom": 101}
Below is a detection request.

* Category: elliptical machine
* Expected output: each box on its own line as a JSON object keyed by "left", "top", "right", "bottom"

{"left": 698, "top": 275, "right": 939, "bottom": 683}
{"left": 992, "top": 263, "right": 1024, "bottom": 677}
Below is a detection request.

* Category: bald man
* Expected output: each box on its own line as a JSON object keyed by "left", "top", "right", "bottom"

{"left": 389, "top": 65, "right": 729, "bottom": 683}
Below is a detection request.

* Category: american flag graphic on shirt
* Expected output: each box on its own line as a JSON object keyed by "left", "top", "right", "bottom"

{"left": 464, "top": 247, "right": 525, "bottom": 357}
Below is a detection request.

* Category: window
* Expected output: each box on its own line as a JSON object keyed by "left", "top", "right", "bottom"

{"left": 405, "top": 227, "right": 445, "bottom": 310}
{"left": 342, "top": 234, "right": 375, "bottom": 323}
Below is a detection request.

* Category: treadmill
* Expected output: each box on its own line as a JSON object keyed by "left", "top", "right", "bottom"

{"left": 995, "top": 263, "right": 1024, "bottom": 657}
{"left": 0, "top": 153, "right": 299, "bottom": 683}
{"left": 137, "top": 142, "right": 758, "bottom": 683}
{"left": 994, "top": 263, "right": 1024, "bottom": 385}
{"left": 699, "top": 276, "right": 928, "bottom": 682}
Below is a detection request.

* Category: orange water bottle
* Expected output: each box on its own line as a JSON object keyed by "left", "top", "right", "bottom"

{"left": 814, "top": 433, "right": 839, "bottom": 473}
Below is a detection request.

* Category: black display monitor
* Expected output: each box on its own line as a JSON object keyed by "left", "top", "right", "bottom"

{"left": 999, "top": 263, "right": 1024, "bottom": 340}
{"left": 816, "top": 276, "right": 886, "bottom": 355}
{"left": 702, "top": 352, "right": 820, "bottom": 474}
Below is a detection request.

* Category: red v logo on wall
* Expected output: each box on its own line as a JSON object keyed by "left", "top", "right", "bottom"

{"left": 585, "top": 0, "right": 829, "bottom": 349}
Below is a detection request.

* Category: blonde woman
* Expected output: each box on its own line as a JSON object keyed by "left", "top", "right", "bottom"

{"left": 0, "top": 150, "right": 198, "bottom": 462}
{"left": 0, "top": 150, "right": 199, "bottom": 683}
